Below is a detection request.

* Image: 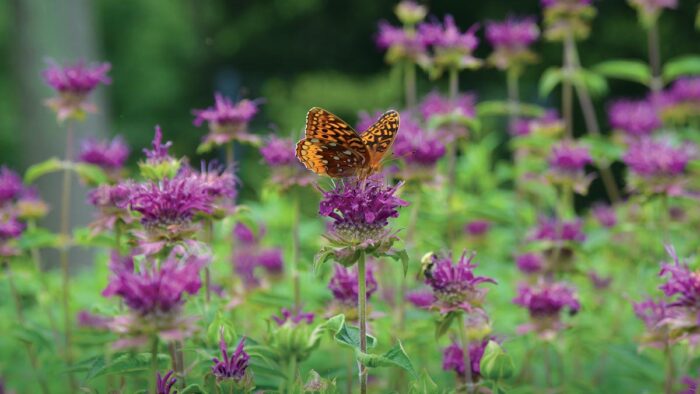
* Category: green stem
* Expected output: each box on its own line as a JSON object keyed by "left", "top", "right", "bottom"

{"left": 291, "top": 193, "right": 301, "bottom": 312}
{"left": 150, "top": 336, "right": 159, "bottom": 394}
{"left": 506, "top": 68, "right": 521, "bottom": 133}
{"left": 562, "top": 31, "right": 575, "bottom": 139}
{"left": 204, "top": 219, "right": 214, "bottom": 304}
{"left": 225, "top": 141, "right": 235, "bottom": 168}
{"left": 60, "top": 121, "right": 77, "bottom": 390}
{"left": 404, "top": 61, "right": 417, "bottom": 108}
{"left": 664, "top": 341, "right": 675, "bottom": 394}
{"left": 286, "top": 357, "right": 298, "bottom": 394}
{"left": 647, "top": 21, "right": 663, "bottom": 94}
{"left": 457, "top": 314, "right": 474, "bottom": 394}
{"left": 357, "top": 252, "right": 368, "bottom": 394}
{"left": 446, "top": 67, "right": 460, "bottom": 247}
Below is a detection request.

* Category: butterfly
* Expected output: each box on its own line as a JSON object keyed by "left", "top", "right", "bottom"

{"left": 295, "top": 107, "right": 399, "bottom": 178}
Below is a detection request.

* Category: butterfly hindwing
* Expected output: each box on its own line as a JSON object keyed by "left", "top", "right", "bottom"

{"left": 296, "top": 107, "right": 369, "bottom": 178}
{"left": 360, "top": 110, "right": 400, "bottom": 165}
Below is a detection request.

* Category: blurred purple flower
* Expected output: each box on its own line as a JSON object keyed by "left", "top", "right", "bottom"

{"left": 156, "top": 371, "right": 177, "bottom": 394}
{"left": 442, "top": 338, "right": 490, "bottom": 379}
{"left": 419, "top": 15, "right": 479, "bottom": 51}
{"left": 406, "top": 290, "right": 435, "bottom": 309}
{"left": 42, "top": 60, "right": 111, "bottom": 121}
{"left": 376, "top": 21, "right": 428, "bottom": 65}
{"left": 465, "top": 219, "right": 491, "bottom": 236}
{"left": 0, "top": 214, "right": 25, "bottom": 240}
{"left": 516, "top": 253, "right": 544, "bottom": 274}
{"left": 588, "top": 271, "right": 613, "bottom": 289}
{"left": 548, "top": 140, "right": 591, "bottom": 172}
{"left": 272, "top": 308, "right": 315, "bottom": 326}
{"left": 530, "top": 217, "right": 586, "bottom": 243}
{"left": 592, "top": 203, "right": 617, "bottom": 228}
{"left": 328, "top": 264, "right": 379, "bottom": 306}
{"left": 0, "top": 167, "right": 23, "bottom": 205}
{"left": 659, "top": 246, "right": 700, "bottom": 310}
{"left": 392, "top": 114, "right": 446, "bottom": 167}
{"left": 680, "top": 373, "right": 700, "bottom": 394}
{"left": 514, "top": 281, "right": 580, "bottom": 336}
{"left": 102, "top": 252, "right": 208, "bottom": 316}
{"left": 421, "top": 252, "right": 496, "bottom": 313}
{"left": 212, "top": 332, "right": 249, "bottom": 382}
{"left": 541, "top": 0, "right": 592, "bottom": 7}
{"left": 657, "top": 77, "right": 700, "bottom": 124}
{"left": 260, "top": 136, "right": 315, "bottom": 189}
{"left": 261, "top": 136, "right": 296, "bottom": 166}
{"left": 79, "top": 136, "right": 130, "bottom": 171}
{"left": 87, "top": 183, "right": 132, "bottom": 235}
{"left": 623, "top": 138, "right": 691, "bottom": 195}
{"left": 420, "top": 91, "right": 476, "bottom": 120}
{"left": 233, "top": 222, "right": 257, "bottom": 245}
{"left": 510, "top": 110, "right": 563, "bottom": 137}
{"left": 192, "top": 93, "right": 261, "bottom": 146}
{"left": 232, "top": 222, "right": 284, "bottom": 288}
{"left": 607, "top": 99, "right": 661, "bottom": 137}
{"left": 632, "top": 297, "right": 672, "bottom": 348}
{"left": 486, "top": 17, "right": 540, "bottom": 48}
{"left": 629, "top": 0, "right": 678, "bottom": 19}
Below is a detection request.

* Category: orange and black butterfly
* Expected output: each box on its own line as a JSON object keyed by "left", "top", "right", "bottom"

{"left": 295, "top": 107, "right": 399, "bottom": 178}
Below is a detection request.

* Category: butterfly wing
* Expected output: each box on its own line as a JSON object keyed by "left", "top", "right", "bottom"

{"left": 295, "top": 107, "right": 369, "bottom": 178}
{"left": 360, "top": 110, "right": 400, "bottom": 167}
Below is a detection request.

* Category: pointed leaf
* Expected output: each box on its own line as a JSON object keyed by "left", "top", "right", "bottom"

{"left": 355, "top": 342, "right": 417, "bottom": 378}
{"left": 539, "top": 68, "right": 563, "bottom": 97}
{"left": 181, "top": 384, "right": 207, "bottom": 393}
{"left": 663, "top": 55, "right": 700, "bottom": 82}
{"left": 24, "top": 158, "right": 63, "bottom": 184}
{"left": 409, "top": 369, "right": 439, "bottom": 394}
{"left": 19, "top": 227, "right": 61, "bottom": 250}
{"left": 593, "top": 59, "right": 651, "bottom": 85}
{"left": 72, "top": 163, "right": 109, "bottom": 185}
{"left": 435, "top": 312, "right": 458, "bottom": 340}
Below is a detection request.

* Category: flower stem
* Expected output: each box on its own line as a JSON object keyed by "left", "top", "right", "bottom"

{"left": 204, "top": 219, "right": 214, "bottom": 304}
{"left": 150, "top": 336, "right": 159, "bottom": 394}
{"left": 647, "top": 22, "right": 663, "bottom": 94}
{"left": 664, "top": 342, "right": 675, "bottom": 394}
{"left": 562, "top": 31, "right": 575, "bottom": 140}
{"left": 225, "top": 141, "right": 235, "bottom": 168}
{"left": 506, "top": 68, "right": 521, "bottom": 133}
{"left": 291, "top": 192, "right": 301, "bottom": 312}
{"left": 60, "top": 121, "right": 77, "bottom": 390}
{"left": 404, "top": 61, "right": 417, "bottom": 108}
{"left": 286, "top": 357, "right": 298, "bottom": 394}
{"left": 357, "top": 252, "right": 368, "bottom": 394}
{"left": 446, "top": 67, "right": 460, "bottom": 247}
{"left": 457, "top": 314, "right": 474, "bottom": 394}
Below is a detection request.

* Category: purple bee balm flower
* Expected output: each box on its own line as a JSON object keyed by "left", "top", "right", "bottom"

{"left": 514, "top": 282, "right": 580, "bottom": 317}
{"left": 530, "top": 217, "right": 586, "bottom": 243}
{"left": 510, "top": 110, "right": 563, "bottom": 137}
{"left": 419, "top": 15, "right": 479, "bottom": 52}
{"left": 376, "top": 21, "right": 428, "bottom": 65}
{"left": 548, "top": 140, "right": 592, "bottom": 172}
{"left": 87, "top": 183, "right": 132, "bottom": 234}
{"left": 0, "top": 214, "right": 25, "bottom": 240}
{"left": 541, "top": 0, "right": 592, "bottom": 7}
{"left": 232, "top": 222, "right": 283, "bottom": 287}
{"left": 15, "top": 187, "right": 49, "bottom": 220}
{"left": 592, "top": 203, "right": 617, "bottom": 228}
{"left": 0, "top": 167, "right": 23, "bottom": 205}
{"left": 659, "top": 246, "right": 700, "bottom": 309}
{"left": 102, "top": 251, "right": 208, "bottom": 316}
{"left": 156, "top": 370, "right": 177, "bottom": 394}
{"left": 42, "top": 59, "right": 111, "bottom": 121}
{"left": 465, "top": 219, "right": 491, "bottom": 236}
{"left": 624, "top": 139, "right": 691, "bottom": 176}
{"left": 680, "top": 373, "right": 700, "bottom": 394}
{"left": 442, "top": 338, "right": 490, "bottom": 379}
{"left": 128, "top": 176, "right": 214, "bottom": 228}
{"left": 233, "top": 222, "right": 258, "bottom": 245}
{"left": 79, "top": 136, "right": 130, "bottom": 171}
{"left": 422, "top": 252, "right": 496, "bottom": 313}
{"left": 406, "top": 290, "right": 435, "bottom": 309}
{"left": 486, "top": 17, "right": 540, "bottom": 49}
{"left": 516, "top": 253, "right": 544, "bottom": 274}
{"left": 257, "top": 249, "right": 284, "bottom": 275}
{"left": 143, "top": 126, "right": 174, "bottom": 165}
{"left": 319, "top": 176, "right": 408, "bottom": 245}
{"left": 657, "top": 77, "right": 700, "bottom": 124}
{"left": 272, "top": 308, "right": 315, "bottom": 326}
{"left": 420, "top": 91, "right": 476, "bottom": 120}
{"left": 212, "top": 333, "right": 250, "bottom": 381}
{"left": 629, "top": 0, "right": 678, "bottom": 18}
{"left": 328, "top": 264, "right": 379, "bottom": 306}
{"left": 192, "top": 93, "right": 261, "bottom": 146}
{"left": 607, "top": 99, "right": 661, "bottom": 137}
{"left": 260, "top": 136, "right": 296, "bottom": 166}
{"left": 632, "top": 297, "right": 672, "bottom": 348}
{"left": 392, "top": 115, "right": 446, "bottom": 167}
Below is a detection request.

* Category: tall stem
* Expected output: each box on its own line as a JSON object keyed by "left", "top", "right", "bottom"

{"left": 60, "top": 121, "right": 77, "bottom": 390}
{"left": 225, "top": 141, "right": 235, "bottom": 168}
{"left": 404, "top": 61, "right": 417, "bottom": 109}
{"left": 664, "top": 341, "right": 675, "bottom": 394}
{"left": 286, "top": 357, "right": 298, "bottom": 394}
{"left": 506, "top": 68, "right": 521, "bottom": 133}
{"left": 204, "top": 219, "right": 214, "bottom": 304}
{"left": 446, "top": 67, "right": 460, "bottom": 247}
{"left": 562, "top": 31, "right": 575, "bottom": 139}
{"left": 291, "top": 193, "right": 301, "bottom": 312}
{"left": 5, "top": 261, "right": 51, "bottom": 394}
{"left": 457, "top": 314, "right": 474, "bottom": 394}
{"left": 647, "top": 22, "right": 663, "bottom": 94}
{"left": 357, "top": 252, "right": 368, "bottom": 394}
{"left": 150, "top": 336, "right": 160, "bottom": 394}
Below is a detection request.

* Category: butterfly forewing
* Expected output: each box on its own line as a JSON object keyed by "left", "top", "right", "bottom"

{"left": 360, "top": 110, "right": 400, "bottom": 166}
{"left": 295, "top": 107, "right": 369, "bottom": 178}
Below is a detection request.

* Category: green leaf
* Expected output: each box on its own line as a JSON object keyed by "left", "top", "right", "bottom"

{"left": 663, "top": 55, "right": 700, "bottom": 82}
{"left": 334, "top": 324, "right": 377, "bottom": 350}
{"left": 207, "top": 311, "right": 237, "bottom": 347}
{"left": 181, "top": 384, "right": 207, "bottom": 393}
{"left": 476, "top": 101, "right": 545, "bottom": 118}
{"left": 573, "top": 69, "right": 609, "bottom": 98}
{"left": 435, "top": 312, "right": 458, "bottom": 340}
{"left": 538, "top": 67, "right": 563, "bottom": 97}
{"left": 355, "top": 342, "right": 417, "bottom": 379}
{"left": 24, "top": 157, "right": 63, "bottom": 184}
{"left": 408, "top": 369, "right": 439, "bottom": 394}
{"left": 72, "top": 227, "right": 114, "bottom": 249}
{"left": 377, "top": 248, "right": 409, "bottom": 277}
{"left": 593, "top": 59, "right": 651, "bottom": 85}
{"left": 19, "top": 227, "right": 61, "bottom": 250}
{"left": 72, "top": 163, "right": 109, "bottom": 185}
{"left": 89, "top": 352, "right": 170, "bottom": 380}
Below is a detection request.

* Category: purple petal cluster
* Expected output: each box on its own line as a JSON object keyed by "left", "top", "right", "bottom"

{"left": 658, "top": 77, "right": 700, "bottom": 123}
{"left": 680, "top": 373, "right": 700, "bottom": 394}
{"left": 510, "top": 110, "right": 563, "bottom": 137}
{"left": 419, "top": 15, "right": 479, "bottom": 52}
{"left": 548, "top": 140, "right": 592, "bottom": 172}
{"left": 607, "top": 99, "right": 661, "bottom": 137}
{"left": 442, "top": 338, "right": 489, "bottom": 379}
{"left": 328, "top": 264, "right": 379, "bottom": 306}
{"left": 79, "top": 136, "right": 130, "bottom": 171}
{"left": 529, "top": 217, "right": 586, "bottom": 243}
{"left": 272, "top": 308, "right": 315, "bottom": 326}
{"left": 632, "top": 298, "right": 668, "bottom": 330}
{"left": 193, "top": 93, "right": 259, "bottom": 128}
{"left": 486, "top": 17, "right": 540, "bottom": 48}
{"left": 143, "top": 126, "right": 174, "bottom": 165}
{"left": 541, "top": 0, "right": 592, "bottom": 7}
{"left": 212, "top": 334, "right": 249, "bottom": 381}
{"left": 128, "top": 176, "right": 214, "bottom": 228}
{"left": 659, "top": 246, "right": 700, "bottom": 309}
{"left": 87, "top": 183, "right": 132, "bottom": 233}
{"left": 516, "top": 253, "right": 544, "bottom": 274}
{"left": 319, "top": 177, "right": 407, "bottom": 242}
{"left": 392, "top": 115, "right": 446, "bottom": 166}
{"left": 102, "top": 252, "right": 208, "bottom": 316}
{"left": 513, "top": 281, "right": 580, "bottom": 318}
{"left": 232, "top": 222, "right": 284, "bottom": 288}
{"left": 464, "top": 219, "right": 491, "bottom": 236}
{"left": 422, "top": 252, "right": 496, "bottom": 313}
{"left": 420, "top": 91, "right": 476, "bottom": 120}
{"left": 0, "top": 167, "right": 48, "bottom": 255}
{"left": 42, "top": 59, "right": 111, "bottom": 93}
{"left": 622, "top": 138, "right": 690, "bottom": 177}
{"left": 260, "top": 136, "right": 296, "bottom": 166}
{"left": 376, "top": 22, "right": 428, "bottom": 62}
{"left": 592, "top": 203, "right": 617, "bottom": 228}
{"left": 156, "top": 371, "right": 177, "bottom": 394}
{"left": 0, "top": 167, "right": 23, "bottom": 205}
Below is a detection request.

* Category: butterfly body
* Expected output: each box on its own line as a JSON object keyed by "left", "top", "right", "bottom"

{"left": 295, "top": 107, "right": 399, "bottom": 178}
